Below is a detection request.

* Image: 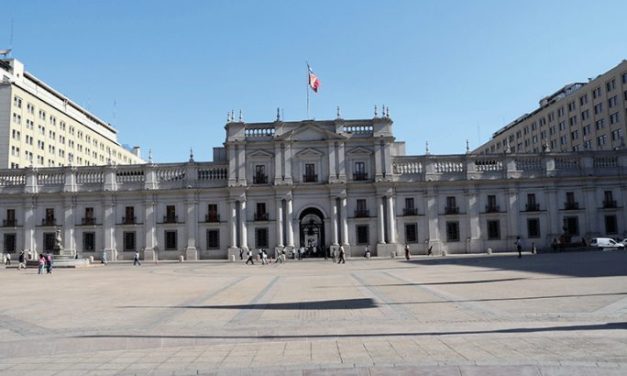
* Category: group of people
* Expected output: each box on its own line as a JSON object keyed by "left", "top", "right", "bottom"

{"left": 3, "top": 251, "right": 28, "bottom": 270}
{"left": 37, "top": 252, "right": 54, "bottom": 274}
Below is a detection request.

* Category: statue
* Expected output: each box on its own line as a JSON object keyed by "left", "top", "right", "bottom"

{"left": 53, "top": 229, "right": 64, "bottom": 255}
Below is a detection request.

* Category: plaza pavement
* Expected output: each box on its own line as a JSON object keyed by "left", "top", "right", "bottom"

{"left": 1, "top": 250, "right": 627, "bottom": 375}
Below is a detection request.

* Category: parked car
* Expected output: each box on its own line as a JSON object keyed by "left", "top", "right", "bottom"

{"left": 590, "top": 237, "right": 625, "bottom": 249}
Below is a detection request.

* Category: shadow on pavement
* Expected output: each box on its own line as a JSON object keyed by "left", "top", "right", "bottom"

{"left": 119, "top": 297, "right": 377, "bottom": 310}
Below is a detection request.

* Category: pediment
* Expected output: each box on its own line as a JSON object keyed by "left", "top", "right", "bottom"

{"left": 295, "top": 147, "right": 323, "bottom": 159}
{"left": 248, "top": 149, "right": 274, "bottom": 159}
{"left": 277, "top": 123, "right": 346, "bottom": 142}
{"left": 347, "top": 146, "right": 373, "bottom": 156}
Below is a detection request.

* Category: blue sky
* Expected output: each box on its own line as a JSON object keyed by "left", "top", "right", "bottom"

{"left": 3, "top": 0, "right": 627, "bottom": 162}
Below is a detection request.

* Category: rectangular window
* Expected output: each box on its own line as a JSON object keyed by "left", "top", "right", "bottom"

{"left": 255, "top": 228, "right": 269, "bottom": 248}
{"left": 563, "top": 217, "right": 579, "bottom": 236}
{"left": 608, "top": 95, "right": 618, "bottom": 108}
{"left": 605, "top": 215, "right": 618, "bottom": 235}
{"left": 304, "top": 163, "right": 317, "bottom": 182}
{"left": 124, "top": 206, "right": 135, "bottom": 224}
{"left": 3, "top": 233, "right": 16, "bottom": 253}
{"left": 594, "top": 103, "right": 603, "bottom": 115}
{"left": 123, "top": 231, "right": 136, "bottom": 252}
{"left": 606, "top": 79, "right": 615, "bottom": 92}
{"left": 165, "top": 205, "right": 176, "bottom": 223}
{"left": 43, "top": 232, "right": 55, "bottom": 252}
{"left": 609, "top": 112, "right": 619, "bottom": 124}
{"left": 83, "top": 232, "right": 95, "bottom": 252}
{"left": 254, "top": 164, "right": 267, "bottom": 184}
{"left": 356, "top": 225, "right": 369, "bottom": 245}
{"left": 446, "top": 221, "right": 460, "bottom": 242}
{"left": 207, "top": 204, "right": 219, "bottom": 222}
{"left": 487, "top": 220, "right": 500, "bottom": 240}
{"left": 353, "top": 161, "right": 367, "bottom": 180}
{"left": 527, "top": 218, "right": 540, "bottom": 238}
{"left": 165, "top": 230, "right": 177, "bottom": 250}
{"left": 207, "top": 229, "right": 220, "bottom": 249}
{"left": 593, "top": 87, "right": 601, "bottom": 99}
{"left": 405, "top": 223, "right": 417, "bottom": 243}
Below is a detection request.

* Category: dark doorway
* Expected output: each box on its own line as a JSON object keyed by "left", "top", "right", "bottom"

{"left": 299, "top": 207, "right": 326, "bottom": 258}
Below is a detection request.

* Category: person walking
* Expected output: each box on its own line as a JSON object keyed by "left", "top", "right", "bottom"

{"left": 38, "top": 254, "right": 46, "bottom": 275}
{"left": 133, "top": 250, "right": 141, "bottom": 266}
{"left": 239, "top": 247, "right": 244, "bottom": 260}
{"left": 46, "top": 253, "right": 53, "bottom": 273}
{"left": 404, "top": 243, "right": 411, "bottom": 260}
{"left": 515, "top": 236, "right": 522, "bottom": 258}
{"left": 17, "top": 251, "right": 25, "bottom": 270}
{"left": 261, "top": 249, "right": 268, "bottom": 265}
{"left": 338, "top": 245, "right": 346, "bottom": 264}
{"left": 5, "top": 252, "right": 11, "bottom": 266}
{"left": 245, "top": 249, "right": 254, "bottom": 265}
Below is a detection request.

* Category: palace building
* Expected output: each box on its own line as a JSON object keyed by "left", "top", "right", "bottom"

{"left": 0, "top": 58, "right": 143, "bottom": 169}
{"left": 0, "top": 114, "right": 626, "bottom": 260}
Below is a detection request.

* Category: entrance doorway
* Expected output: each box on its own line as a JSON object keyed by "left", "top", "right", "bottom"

{"left": 299, "top": 207, "right": 326, "bottom": 258}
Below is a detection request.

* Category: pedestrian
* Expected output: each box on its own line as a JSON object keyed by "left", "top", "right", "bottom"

{"left": 551, "top": 238, "right": 559, "bottom": 252}
{"left": 298, "top": 246, "right": 304, "bottom": 260}
{"left": 531, "top": 242, "right": 537, "bottom": 255}
{"left": 515, "top": 236, "right": 522, "bottom": 258}
{"left": 427, "top": 245, "right": 433, "bottom": 256}
{"left": 18, "top": 251, "right": 25, "bottom": 270}
{"left": 261, "top": 249, "right": 268, "bottom": 265}
{"left": 239, "top": 247, "right": 244, "bottom": 260}
{"left": 404, "top": 243, "right": 411, "bottom": 260}
{"left": 46, "top": 252, "right": 53, "bottom": 273}
{"left": 245, "top": 249, "right": 254, "bottom": 265}
{"left": 38, "top": 254, "right": 46, "bottom": 274}
{"left": 5, "top": 252, "right": 11, "bottom": 266}
{"left": 102, "top": 251, "right": 108, "bottom": 265}
{"left": 133, "top": 250, "right": 141, "bottom": 266}
{"left": 338, "top": 245, "right": 346, "bottom": 264}
{"left": 364, "top": 245, "right": 371, "bottom": 259}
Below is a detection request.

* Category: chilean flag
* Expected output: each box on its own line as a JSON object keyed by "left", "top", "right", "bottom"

{"left": 308, "top": 65, "right": 320, "bottom": 93}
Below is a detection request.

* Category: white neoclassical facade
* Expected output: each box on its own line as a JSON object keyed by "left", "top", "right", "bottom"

{"left": 1, "top": 114, "right": 626, "bottom": 261}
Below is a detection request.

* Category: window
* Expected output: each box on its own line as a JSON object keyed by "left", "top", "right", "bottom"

{"left": 44, "top": 208, "right": 55, "bottom": 225}
{"left": 606, "top": 79, "right": 616, "bottom": 92}
{"left": 124, "top": 206, "right": 135, "bottom": 224}
{"left": 43, "top": 232, "right": 55, "bottom": 252}
{"left": 207, "top": 229, "right": 220, "bottom": 249}
{"left": 255, "top": 202, "right": 268, "bottom": 220}
{"left": 609, "top": 112, "right": 619, "bottom": 124}
{"left": 581, "top": 110, "right": 589, "bottom": 121}
{"left": 5, "top": 209, "right": 16, "bottom": 226}
{"left": 356, "top": 225, "right": 369, "bottom": 245}
{"left": 595, "top": 119, "right": 605, "bottom": 130}
{"left": 446, "top": 196, "right": 457, "bottom": 213}
{"left": 557, "top": 107, "right": 564, "bottom": 118}
{"left": 83, "top": 232, "right": 95, "bottom": 252}
{"left": 446, "top": 221, "right": 460, "bottom": 242}
{"left": 3, "top": 233, "right": 16, "bottom": 253}
{"left": 487, "top": 220, "right": 500, "bottom": 240}
{"left": 571, "top": 130, "right": 579, "bottom": 140}
{"left": 623, "top": 72, "right": 627, "bottom": 84}
{"left": 353, "top": 161, "right": 367, "bottom": 180}
{"left": 597, "top": 135, "right": 607, "bottom": 146}
{"left": 164, "top": 230, "right": 177, "bottom": 250}
{"left": 594, "top": 103, "right": 603, "bottom": 115}
{"left": 486, "top": 195, "right": 497, "bottom": 212}
{"left": 83, "top": 207, "right": 95, "bottom": 225}
{"left": 165, "top": 205, "right": 176, "bottom": 222}
{"left": 579, "top": 94, "right": 588, "bottom": 106}
{"left": 558, "top": 121, "right": 566, "bottom": 131}
{"left": 255, "top": 228, "right": 268, "bottom": 248}
{"left": 207, "top": 204, "right": 218, "bottom": 222}
{"left": 583, "top": 124, "right": 591, "bottom": 136}
{"left": 592, "top": 87, "right": 601, "bottom": 99}
{"left": 567, "top": 101, "right": 576, "bottom": 112}
{"left": 611, "top": 129, "right": 624, "bottom": 142}
{"left": 119, "top": 231, "right": 135, "bottom": 252}
{"left": 527, "top": 218, "right": 540, "bottom": 238}
{"left": 604, "top": 191, "right": 615, "bottom": 208}
{"left": 563, "top": 217, "right": 579, "bottom": 236}
{"left": 303, "top": 163, "right": 317, "bottom": 182}
{"left": 254, "top": 164, "right": 267, "bottom": 184}
{"left": 608, "top": 95, "right": 618, "bottom": 108}
{"left": 405, "top": 223, "right": 417, "bottom": 243}
{"left": 605, "top": 215, "right": 618, "bottom": 235}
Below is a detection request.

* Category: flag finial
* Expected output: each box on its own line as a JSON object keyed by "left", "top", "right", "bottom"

{"left": 148, "top": 149, "right": 153, "bottom": 163}
{"left": 374, "top": 105, "right": 378, "bottom": 118}
{"left": 238, "top": 109, "right": 243, "bottom": 122}
{"left": 466, "top": 140, "right": 470, "bottom": 153}
{"left": 189, "top": 148, "right": 194, "bottom": 162}
{"left": 336, "top": 106, "right": 341, "bottom": 119}
{"left": 425, "top": 141, "right": 430, "bottom": 155}
{"left": 276, "top": 107, "right": 281, "bottom": 121}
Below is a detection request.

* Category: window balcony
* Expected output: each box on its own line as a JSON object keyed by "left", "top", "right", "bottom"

{"left": 353, "top": 172, "right": 368, "bottom": 181}
{"left": 485, "top": 205, "right": 500, "bottom": 213}
{"left": 2, "top": 219, "right": 17, "bottom": 227}
{"left": 603, "top": 200, "right": 617, "bottom": 209}
{"left": 564, "top": 202, "right": 580, "bottom": 210}
{"left": 81, "top": 217, "right": 96, "bottom": 225}
{"left": 303, "top": 174, "right": 318, "bottom": 183}
{"left": 444, "top": 206, "right": 459, "bottom": 215}
{"left": 403, "top": 208, "right": 418, "bottom": 216}
{"left": 525, "top": 203, "right": 540, "bottom": 211}
{"left": 163, "top": 215, "right": 178, "bottom": 224}
{"left": 42, "top": 218, "right": 56, "bottom": 226}
{"left": 254, "top": 212, "right": 269, "bottom": 221}
{"left": 122, "top": 216, "right": 137, "bottom": 225}
{"left": 205, "top": 213, "right": 220, "bottom": 223}
{"left": 252, "top": 174, "right": 268, "bottom": 184}
{"left": 354, "top": 209, "right": 370, "bottom": 218}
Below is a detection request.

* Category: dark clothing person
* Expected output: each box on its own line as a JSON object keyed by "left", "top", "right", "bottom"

{"left": 133, "top": 251, "right": 141, "bottom": 266}
{"left": 239, "top": 248, "right": 244, "bottom": 260}
{"left": 245, "top": 250, "right": 254, "bottom": 265}
{"left": 404, "top": 244, "right": 410, "bottom": 260}
{"left": 515, "top": 237, "right": 522, "bottom": 258}
{"left": 46, "top": 253, "right": 53, "bottom": 273}
{"left": 338, "top": 246, "right": 346, "bottom": 264}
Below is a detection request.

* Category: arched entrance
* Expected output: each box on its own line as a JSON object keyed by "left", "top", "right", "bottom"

{"left": 299, "top": 207, "right": 326, "bottom": 258}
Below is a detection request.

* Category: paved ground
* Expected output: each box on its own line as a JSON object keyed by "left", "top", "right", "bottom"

{"left": 1, "top": 250, "right": 627, "bottom": 375}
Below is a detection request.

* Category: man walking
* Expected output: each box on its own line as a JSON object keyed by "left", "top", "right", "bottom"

{"left": 338, "top": 245, "right": 346, "bottom": 264}
{"left": 17, "top": 251, "right": 25, "bottom": 270}
{"left": 133, "top": 250, "right": 141, "bottom": 266}
{"left": 245, "top": 249, "right": 254, "bottom": 265}
{"left": 515, "top": 236, "right": 522, "bottom": 258}
{"left": 239, "top": 247, "right": 244, "bottom": 260}
{"left": 404, "top": 243, "right": 411, "bottom": 260}
{"left": 5, "top": 252, "right": 11, "bottom": 266}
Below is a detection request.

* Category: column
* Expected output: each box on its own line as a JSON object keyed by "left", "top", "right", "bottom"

{"left": 331, "top": 197, "right": 339, "bottom": 245}
{"left": 374, "top": 141, "right": 383, "bottom": 179}
{"left": 545, "top": 188, "right": 560, "bottom": 240}
{"left": 377, "top": 196, "right": 385, "bottom": 243}
{"left": 583, "top": 187, "right": 597, "bottom": 236}
{"left": 341, "top": 197, "right": 349, "bottom": 245}
{"left": 383, "top": 142, "right": 392, "bottom": 178}
{"left": 240, "top": 199, "right": 248, "bottom": 250}
{"left": 426, "top": 190, "right": 440, "bottom": 244}
{"left": 185, "top": 194, "right": 198, "bottom": 260}
{"left": 229, "top": 200, "right": 237, "bottom": 248}
{"left": 387, "top": 196, "right": 396, "bottom": 243}
{"left": 274, "top": 143, "right": 283, "bottom": 183}
{"left": 338, "top": 142, "right": 346, "bottom": 180}
{"left": 228, "top": 144, "right": 237, "bottom": 184}
{"left": 286, "top": 198, "right": 294, "bottom": 247}
{"left": 237, "top": 143, "right": 246, "bottom": 184}
{"left": 466, "top": 189, "right": 481, "bottom": 253}
{"left": 284, "top": 143, "right": 292, "bottom": 182}
{"left": 144, "top": 197, "right": 156, "bottom": 260}
{"left": 506, "top": 188, "right": 519, "bottom": 246}
{"left": 276, "top": 198, "right": 284, "bottom": 247}
{"left": 103, "top": 196, "right": 117, "bottom": 261}
{"left": 23, "top": 197, "right": 36, "bottom": 256}
{"left": 63, "top": 196, "right": 76, "bottom": 257}
{"left": 328, "top": 142, "right": 336, "bottom": 182}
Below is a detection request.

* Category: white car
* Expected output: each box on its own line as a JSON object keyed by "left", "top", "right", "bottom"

{"left": 590, "top": 237, "right": 625, "bottom": 249}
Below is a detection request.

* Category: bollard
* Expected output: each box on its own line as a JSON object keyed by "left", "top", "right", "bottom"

{"left": 89, "top": 256, "right": 94, "bottom": 263}
{"left": 231, "top": 255, "right": 236, "bottom": 262}
{"left": 179, "top": 255, "right": 184, "bottom": 263}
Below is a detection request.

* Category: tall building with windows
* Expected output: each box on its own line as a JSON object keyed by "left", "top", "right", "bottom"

{"left": 0, "top": 58, "right": 143, "bottom": 169}
{"left": 1, "top": 115, "right": 625, "bottom": 261}
{"left": 476, "top": 60, "right": 627, "bottom": 154}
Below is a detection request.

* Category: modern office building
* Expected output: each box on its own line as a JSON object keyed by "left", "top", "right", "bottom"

{"left": 1, "top": 115, "right": 625, "bottom": 261}
{"left": 0, "top": 58, "right": 143, "bottom": 169}
{"left": 476, "top": 60, "right": 627, "bottom": 154}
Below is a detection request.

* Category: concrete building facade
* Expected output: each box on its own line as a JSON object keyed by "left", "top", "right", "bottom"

{"left": 0, "top": 58, "right": 143, "bottom": 169}
{"left": 476, "top": 60, "right": 627, "bottom": 155}
{"left": 1, "top": 115, "right": 626, "bottom": 261}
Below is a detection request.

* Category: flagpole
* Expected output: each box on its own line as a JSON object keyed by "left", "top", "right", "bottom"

{"left": 306, "top": 62, "right": 310, "bottom": 119}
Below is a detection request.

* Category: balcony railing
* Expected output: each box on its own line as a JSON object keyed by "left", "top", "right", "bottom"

{"left": 254, "top": 212, "right": 269, "bottom": 221}
{"left": 603, "top": 200, "right": 617, "bottom": 208}
{"left": 303, "top": 174, "right": 318, "bottom": 183}
{"left": 205, "top": 213, "right": 220, "bottom": 223}
{"left": 444, "top": 206, "right": 459, "bottom": 215}
{"left": 163, "top": 215, "right": 178, "bottom": 224}
{"left": 403, "top": 208, "right": 418, "bottom": 216}
{"left": 525, "top": 203, "right": 540, "bottom": 211}
{"left": 42, "top": 218, "right": 56, "bottom": 226}
{"left": 2, "top": 219, "right": 17, "bottom": 227}
{"left": 81, "top": 217, "right": 96, "bottom": 225}
{"left": 354, "top": 209, "right": 370, "bottom": 218}
{"left": 122, "top": 216, "right": 136, "bottom": 225}
{"left": 564, "top": 202, "right": 580, "bottom": 210}
{"left": 485, "top": 205, "right": 500, "bottom": 213}
{"left": 353, "top": 172, "right": 368, "bottom": 181}
{"left": 252, "top": 174, "right": 268, "bottom": 184}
